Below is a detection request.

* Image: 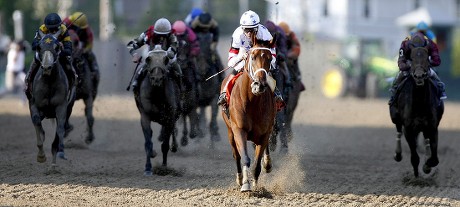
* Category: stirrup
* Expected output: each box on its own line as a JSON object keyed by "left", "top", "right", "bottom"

{"left": 217, "top": 92, "right": 227, "bottom": 106}
{"left": 440, "top": 93, "right": 447, "bottom": 100}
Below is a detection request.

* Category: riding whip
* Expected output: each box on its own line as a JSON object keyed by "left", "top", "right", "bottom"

{"left": 126, "top": 57, "right": 142, "bottom": 91}
{"left": 205, "top": 58, "right": 244, "bottom": 81}
{"left": 62, "top": 12, "right": 85, "bottom": 33}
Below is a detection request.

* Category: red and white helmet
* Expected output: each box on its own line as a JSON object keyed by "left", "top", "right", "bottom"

{"left": 172, "top": 20, "right": 187, "bottom": 35}
{"left": 240, "top": 10, "right": 260, "bottom": 29}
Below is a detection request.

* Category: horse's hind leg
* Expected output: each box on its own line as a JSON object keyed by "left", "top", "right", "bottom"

{"left": 253, "top": 142, "right": 270, "bottom": 189}
{"left": 84, "top": 97, "right": 95, "bottom": 144}
{"left": 394, "top": 124, "right": 403, "bottom": 162}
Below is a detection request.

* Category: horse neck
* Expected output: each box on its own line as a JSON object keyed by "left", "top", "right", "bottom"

{"left": 408, "top": 78, "right": 436, "bottom": 111}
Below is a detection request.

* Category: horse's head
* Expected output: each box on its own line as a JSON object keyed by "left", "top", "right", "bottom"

{"left": 37, "top": 32, "right": 62, "bottom": 75}
{"left": 144, "top": 45, "right": 170, "bottom": 87}
{"left": 409, "top": 34, "right": 430, "bottom": 86}
{"left": 245, "top": 39, "right": 274, "bottom": 95}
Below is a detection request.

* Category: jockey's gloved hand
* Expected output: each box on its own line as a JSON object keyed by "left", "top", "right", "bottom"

{"left": 127, "top": 40, "right": 139, "bottom": 50}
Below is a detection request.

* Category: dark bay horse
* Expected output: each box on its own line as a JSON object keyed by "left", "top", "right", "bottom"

{"left": 195, "top": 32, "right": 222, "bottom": 143}
{"left": 270, "top": 61, "right": 303, "bottom": 153}
{"left": 65, "top": 29, "right": 97, "bottom": 144}
{"left": 221, "top": 39, "right": 276, "bottom": 192}
{"left": 176, "top": 36, "right": 199, "bottom": 146}
{"left": 134, "top": 45, "right": 180, "bottom": 176}
{"left": 389, "top": 45, "right": 444, "bottom": 177}
{"left": 28, "top": 33, "right": 75, "bottom": 165}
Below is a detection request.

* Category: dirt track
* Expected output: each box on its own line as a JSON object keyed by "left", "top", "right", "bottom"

{"left": 1, "top": 93, "right": 460, "bottom": 206}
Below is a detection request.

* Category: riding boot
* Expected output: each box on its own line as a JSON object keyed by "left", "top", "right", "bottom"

{"left": 24, "top": 59, "right": 40, "bottom": 99}
{"left": 131, "top": 67, "right": 145, "bottom": 92}
{"left": 274, "top": 86, "right": 286, "bottom": 110}
{"left": 217, "top": 74, "right": 234, "bottom": 107}
{"left": 430, "top": 69, "right": 447, "bottom": 100}
{"left": 388, "top": 71, "right": 406, "bottom": 105}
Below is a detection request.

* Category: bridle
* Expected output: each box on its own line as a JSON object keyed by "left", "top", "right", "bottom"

{"left": 246, "top": 47, "right": 273, "bottom": 82}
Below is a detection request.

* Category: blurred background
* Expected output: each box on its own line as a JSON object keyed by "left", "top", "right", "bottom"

{"left": 0, "top": 0, "right": 459, "bottom": 100}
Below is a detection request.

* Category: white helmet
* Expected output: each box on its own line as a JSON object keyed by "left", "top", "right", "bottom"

{"left": 240, "top": 10, "right": 260, "bottom": 29}
{"left": 154, "top": 18, "right": 172, "bottom": 34}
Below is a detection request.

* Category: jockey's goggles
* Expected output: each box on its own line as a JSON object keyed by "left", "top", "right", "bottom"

{"left": 243, "top": 27, "right": 258, "bottom": 35}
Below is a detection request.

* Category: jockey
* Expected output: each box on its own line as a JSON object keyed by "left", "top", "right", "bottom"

{"left": 216, "top": 10, "right": 284, "bottom": 108}
{"left": 388, "top": 31, "right": 446, "bottom": 105}
{"left": 63, "top": 11, "right": 100, "bottom": 92}
{"left": 278, "top": 21, "right": 304, "bottom": 90}
{"left": 127, "top": 18, "right": 182, "bottom": 92}
{"left": 172, "top": 20, "right": 201, "bottom": 82}
{"left": 184, "top": 7, "right": 203, "bottom": 27}
{"left": 24, "top": 12, "right": 76, "bottom": 99}
{"left": 264, "top": 20, "right": 292, "bottom": 89}
{"left": 411, "top": 21, "right": 437, "bottom": 43}
{"left": 190, "top": 12, "right": 224, "bottom": 81}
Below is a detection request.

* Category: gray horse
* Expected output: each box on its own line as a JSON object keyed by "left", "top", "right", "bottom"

{"left": 134, "top": 45, "right": 181, "bottom": 176}
{"left": 27, "top": 33, "right": 75, "bottom": 165}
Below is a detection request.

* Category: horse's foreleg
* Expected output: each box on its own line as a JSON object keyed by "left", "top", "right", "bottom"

{"left": 423, "top": 130, "right": 439, "bottom": 174}
{"left": 34, "top": 122, "right": 47, "bottom": 163}
{"left": 189, "top": 107, "right": 199, "bottom": 139}
{"left": 234, "top": 129, "right": 251, "bottom": 192}
{"left": 31, "top": 106, "right": 46, "bottom": 163}
{"left": 181, "top": 115, "right": 189, "bottom": 146}
{"left": 264, "top": 146, "right": 272, "bottom": 173}
{"left": 140, "top": 114, "right": 155, "bottom": 176}
{"left": 405, "top": 131, "right": 420, "bottom": 177}
{"left": 252, "top": 143, "right": 267, "bottom": 189}
{"left": 160, "top": 124, "right": 174, "bottom": 166}
{"left": 210, "top": 99, "right": 221, "bottom": 142}
{"left": 55, "top": 105, "right": 68, "bottom": 164}
{"left": 83, "top": 97, "right": 95, "bottom": 144}
{"left": 394, "top": 124, "right": 403, "bottom": 162}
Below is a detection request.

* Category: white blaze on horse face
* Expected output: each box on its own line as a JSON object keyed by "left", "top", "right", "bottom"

{"left": 42, "top": 51, "right": 55, "bottom": 73}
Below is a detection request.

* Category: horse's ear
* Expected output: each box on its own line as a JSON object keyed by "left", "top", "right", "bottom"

{"left": 145, "top": 56, "right": 151, "bottom": 64}
{"left": 270, "top": 33, "right": 278, "bottom": 48}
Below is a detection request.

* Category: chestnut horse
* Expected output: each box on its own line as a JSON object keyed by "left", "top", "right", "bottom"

{"left": 221, "top": 39, "right": 276, "bottom": 192}
{"left": 389, "top": 44, "right": 444, "bottom": 177}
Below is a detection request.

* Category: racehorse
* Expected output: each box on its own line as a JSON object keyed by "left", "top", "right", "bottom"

{"left": 176, "top": 36, "right": 199, "bottom": 146}
{"left": 64, "top": 29, "right": 97, "bottom": 144}
{"left": 134, "top": 45, "right": 180, "bottom": 176}
{"left": 27, "top": 32, "right": 75, "bottom": 165}
{"left": 389, "top": 43, "right": 444, "bottom": 177}
{"left": 221, "top": 38, "right": 276, "bottom": 192}
{"left": 195, "top": 32, "right": 222, "bottom": 144}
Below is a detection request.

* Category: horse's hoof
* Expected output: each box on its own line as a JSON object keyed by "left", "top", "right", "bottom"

{"left": 144, "top": 171, "right": 153, "bottom": 176}
{"left": 189, "top": 131, "right": 197, "bottom": 139}
{"left": 394, "top": 153, "right": 402, "bottom": 162}
{"left": 240, "top": 181, "right": 252, "bottom": 192}
{"left": 64, "top": 124, "right": 74, "bottom": 137}
{"left": 423, "top": 164, "right": 432, "bottom": 174}
{"left": 279, "top": 146, "right": 288, "bottom": 155}
{"left": 150, "top": 150, "right": 157, "bottom": 158}
{"left": 85, "top": 134, "right": 95, "bottom": 144}
{"left": 181, "top": 137, "right": 188, "bottom": 146}
{"left": 37, "top": 155, "right": 47, "bottom": 163}
{"left": 57, "top": 152, "right": 67, "bottom": 160}
{"left": 171, "top": 145, "right": 178, "bottom": 153}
